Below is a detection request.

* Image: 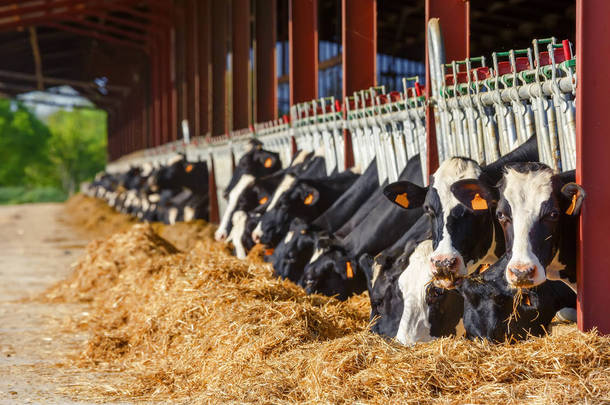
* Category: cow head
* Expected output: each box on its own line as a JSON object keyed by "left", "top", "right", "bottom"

{"left": 384, "top": 157, "right": 501, "bottom": 289}
{"left": 252, "top": 177, "right": 323, "bottom": 246}
{"left": 453, "top": 163, "right": 585, "bottom": 289}
{"left": 223, "top": 141, "right": 281, "bottom": 199}
{"left": 270, "top": 218, "right": 317, "bottom": 282}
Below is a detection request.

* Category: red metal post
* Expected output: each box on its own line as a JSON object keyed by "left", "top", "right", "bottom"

{"left": 208, "top": 153, "right": 220, "bottom": 224}
{"left": 576, "top": 0, "right": 610, "bottom": 334}
{"left": 342, "top": 0, "right": 376, "bottom": 169}
{"left": 212, "top": 0, "right": 228, "bottom": 136}
{"left": 289, "top": 0, "right": 318, "bottom": 105}
{"left": 188, "top": 0, "right": 201, "bottom": 138}
{"left": 232, "top": 0, "right": 251, "bottom": 130}
{"left": 255, "top": 0, "right": 277, "bottom": 122}
{"left": 175, "top": 0, "right": 187, "bottom": 138}
{"left": 424, "top": 0, "right": 469, "bottom": 177}
{"left": 199, "top": 0, "right": 211, "bottom": 136}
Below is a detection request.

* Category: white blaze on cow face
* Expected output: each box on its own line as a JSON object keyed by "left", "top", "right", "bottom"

{"left": 166, "top": 154, "right": 183, "bottom": 166}
{"left": 290, "top": 150, "right": 309, "bottom": 166}
{"left": 148, "top": 193, "right": 160, "bottom": 203}
{"left": 251, "top": 175, "right": 296, "bottom": 243}
{"left": 184, "top": 206, "right": 195, "bottom": 222}
{"left": 228, "top": 210, "right": 248, "bottom": 259}
{"left": 284, "top": 231, "right": 295, "bottom": 244}
{"left": 309, "top": 247, "right": 325, "bottom": 264}
{"left": 215, "top": 174, "right": 255, "bottom": 241}
{"left": 502, "top": 167, "right": 554, "bottom": 288}
{"left": 429, "top": 158, "right": 483, "bottom": 279}
{"left": 141, "top": 162, "right": 153, "bottom": 177}
{"left": 168, "top": 207, "right": 179, "bottom": 225}
{"left": 396, "top": 240, "right": 435, "bottom": 345}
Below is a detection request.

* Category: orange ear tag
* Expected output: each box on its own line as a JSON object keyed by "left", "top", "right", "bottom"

{"left": 259, "top": 196, "right": 269, "bottom": 205}
{"left": 346, "top": 262, "right": 354, "bottom": 279}
{"left": 566, "top": 192, "right": 579, "bottom": 215}
{"left": 264, "top": 157, "right": 273, "bottom": 168}
{"left": 471, "top": 193, "right": 488, "bottom": 210}
{"left": 394, "top": 193, "right": 409, "bottom": 208}
{"left": 524, "top": 295, "right": 531, "bottom": 306}
{"left": 479, "top": 263, "right": 490, "bottom": 273}
{"left": 304, "top": 193, "right": 314, "bottom": 205}
{"left": 265, "top": 248, "right": 274, "bottom": 256}
{"left": 185, "top": 164, "right": 194, "bottom": 173}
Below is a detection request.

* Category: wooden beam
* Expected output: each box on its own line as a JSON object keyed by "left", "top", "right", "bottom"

{"left": 255, "top": 0, "right": 277, "bottom": 122}
{"left": 27, "top": 26, "right": 43, "bottom": 90}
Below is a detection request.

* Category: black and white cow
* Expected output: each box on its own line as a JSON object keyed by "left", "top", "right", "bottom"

{"left": 454, "top": 253, "right": 576, "bottom": 342}
{"left": 450, "top": 163, "right": 585, "bottom": 292}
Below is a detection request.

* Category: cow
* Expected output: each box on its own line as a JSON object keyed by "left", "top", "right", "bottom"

{"left": 251, "top": 169, "right": 360, "bottom": 246}
{"left": 450, "top": 163, "right": 585, "bottom": 292}
{"left": 455, "top": 254, "right": 576, "bottom": 342}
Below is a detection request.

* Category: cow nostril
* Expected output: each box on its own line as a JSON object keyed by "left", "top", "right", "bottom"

{"left": 431, "top": 257, "right": 458, "bottom": 269}
{"left": 509, "top": 265, "right": 536, "bottom": 280}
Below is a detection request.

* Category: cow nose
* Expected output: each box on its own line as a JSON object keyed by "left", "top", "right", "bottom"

{"left": 215, "top": 231, "right": 227, "bottom": 242}
{"left": 431, "top": 256, "right": 458, "bottom": 271}
{"left": 508, "top": 263, "right": 536, "bottom": 283}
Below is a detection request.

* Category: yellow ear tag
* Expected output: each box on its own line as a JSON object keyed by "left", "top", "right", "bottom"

{"left": 566, "top": 192, "right": 579, "bottom": 215}
{"left": 259, "top": 196, "right": 269, "bottom": 205}
{"left": 394, "top": 193, "right": 409, "bottom": 208}
{"left": 524, "top": 295, "right": 531, "bottom": 306}
{"left": 346, "top": 262, "right": 354, "bottom": 279}
{"left": 264, "top": 157, "right": 273, "bottom": 168}
{"left": 479, "top": 263, "right": 490, "bottom": 273}
{"left": 185, "top": 164, "right": 193, "bottom": 173}
{"left": 304, "top": 193, "right": 314, "bottom": 205}
{"left": 471, "top": 193, "right": 488, "bottom": 210}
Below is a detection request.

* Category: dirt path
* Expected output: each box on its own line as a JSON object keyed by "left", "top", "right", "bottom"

{"left": 0, "top": 204, "right": 120, "bottom": 405}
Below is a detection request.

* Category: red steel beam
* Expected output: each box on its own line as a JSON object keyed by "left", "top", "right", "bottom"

{"left": 289, "top": 0, "right": 318, "bottom": 105}
{"left": 424, "top": 0, "right": 469, "bottom": 177}
{"left": 342, "top": 0, "right": 376, "bottom": 169}
{"left": 199, "top": 0, "right": 211, "bottom": 136}
{"left": 232, "top": 0, "right": 250, "bottom": 130}
{"left": 255, "top": 0, "right": 277, "bottom": 122}
{"left": 211, "top": 0, "right": 228, "bottom": 136}
{"left": 175, "top": 0, "right": 187, "bottom": 135}
{"left": 45, "top": 22, "right": 147, "bottom": 50}
{"left": 576, "top": 0, "right": 610, "bottom": 334}
{"left": 187, "top": 0, "right": 200, "bottom": 138}
{"left": 63, "top": 16, "right": 148, "bottom": 42}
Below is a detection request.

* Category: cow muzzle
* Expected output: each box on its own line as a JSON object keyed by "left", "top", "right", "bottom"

{"left": 215, "top": 230, "right": 228, "bottom": 242}
{"left": 430, "top": 255, "right": 461, "bottom": 289}
{"left": 506, "top": 263, "right": 537, "bottom": 288}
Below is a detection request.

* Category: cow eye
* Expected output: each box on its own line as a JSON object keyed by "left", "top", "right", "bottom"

{"left": 424, "top": 205, "right": 435, "bottom": 217}
{"left": 545, "top": 210, "right": 560, "bottom": 221}
{"left": 497, "top": 211, "right": 509, "bottom": 222}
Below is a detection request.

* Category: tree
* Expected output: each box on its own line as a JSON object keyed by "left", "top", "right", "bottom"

{"left": 45, "top": 109, "right": 107, "bottom": 195}
{"left": 0, "top": 99, "right": 52, "bottom": 186}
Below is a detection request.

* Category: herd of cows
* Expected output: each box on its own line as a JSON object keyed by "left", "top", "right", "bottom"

{"left": 86, "top": 136, "right": 585, "bottom": 344}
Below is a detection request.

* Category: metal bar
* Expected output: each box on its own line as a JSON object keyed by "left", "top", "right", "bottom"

{"left": 188, "top": 0, "right": 200, "bottom": 138}
{"left": 63, "top": 15, "right": 148, "bottom": 42}
{"left": 232, "top": 0, "right": 250, "bottom": 129}
{"left": 576, "top": 0, "right": 610, "bottom": 334}
{"left": 425, "top": 0, "right": 469, "bottom": 175}
{"left": 208, "top": 153, "right": 220, "bottom": 224}
{"left": 27, "top": 26, "right": 43, "bottom": 90}
{"left": 0, "top": 69, "right": 129, "bottom": 94}
{"left": 212, "top": 0, "right": 228, "bottom": 135}
{"left": 255, "top": 0, "right": 277, "bottom": 122}
{"left": 175, "top": 0, "right": 187, "bottom": 137}
{"left": 289, "top": 0, "right": 318, "bottom": 105}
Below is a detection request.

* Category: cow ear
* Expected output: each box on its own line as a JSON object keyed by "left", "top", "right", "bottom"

{"left": 450, "top": 179, "right": 495, "bottom": 212}
{"left": 561, "top": 183, "right": 586, "bottom": 216}
{"left": 383, "top": 181, "right": 427, "bottom": 209}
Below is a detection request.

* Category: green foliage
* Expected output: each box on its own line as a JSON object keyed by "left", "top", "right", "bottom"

{"left": 0, "top": 98, "right": 107, "bottom": 203}
{"left": 0, "top": 186, "right": 67, "bottom": 205}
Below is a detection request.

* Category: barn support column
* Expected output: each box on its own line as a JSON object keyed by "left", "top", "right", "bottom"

{"left": 255, "top": 0, "right": 277, "bottom": 122}
{"left": 175, "top": 0, "right": 187, "bottom": 139}
{"left": 425, "top": 0, "right": 469, "bottom": 177}
{"left": 212, "top": 0, "right": 229, "bottom": 135}
{"left": 199, "top": 0, "right": 211, "bottom": 136}
{"left": 342, "top": 0, "right": 376, "bottom": 169}
{"left": 187, "top": 0, "right": 200, "bottom": 138}
{"left": 232, "top": 0, "right": 251, "bottom": 130}
{"left": 289, "top": 0, "right": 318, "bottom": 105}
{"left": 576, "top": 0, "right": 610, "bottom": 335}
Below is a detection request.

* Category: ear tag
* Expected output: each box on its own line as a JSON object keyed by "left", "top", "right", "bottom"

{"left": 185, "top": 164, "right": 193, "bottom": 173}
{"left": 300, "top": 229, "right": 306, "bottom": 235}
{"left": 264, "top": 157, "right": 273, "bottom": 168}
{"left": 304, "top": 193, "right": 314, "bottom": 205}
{"left": 265, "top": 248, "right": 274, "bottom": 256}
{"left": 471, "top": 193, "right": 488, "bottom": 210}
{"left": 394, "top": 193, "right": 409, "bottom": 208}
{"left": 566, "top": 192, "right": 579, "bottom": 215}
{"left": 346, "top": 262, "right": 354, "bottom": 279}
{"left": 524, "top": 295, "right": 531, "bottom": 306}
{"left": 259, "top": 196, "right": 269, "bottom": 205}
{"left": 478, "top": 263, "right": 490, "bottom": 273}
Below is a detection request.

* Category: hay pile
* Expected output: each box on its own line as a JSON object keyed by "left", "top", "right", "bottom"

{"left": 47, "top": 197, "right": 610, "bottom": 404}
{"left": 61, "top": 194, "right": 136, "bottom": 238}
